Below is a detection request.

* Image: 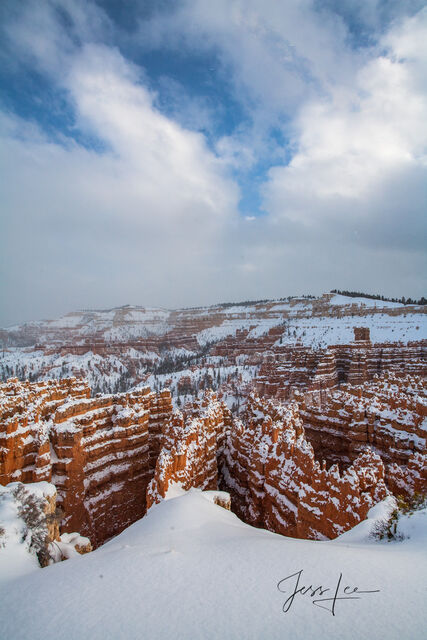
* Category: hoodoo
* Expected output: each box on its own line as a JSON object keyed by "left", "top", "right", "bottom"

{"left": 1, "top": 298, "right": 426, "bottom": 550}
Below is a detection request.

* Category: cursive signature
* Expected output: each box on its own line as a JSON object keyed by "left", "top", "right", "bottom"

{"left": 277, "top": 569, "right": 380, "bottom": 616}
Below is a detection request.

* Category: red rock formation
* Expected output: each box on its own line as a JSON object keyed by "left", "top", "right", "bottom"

{"left": 387, "top": 453, "right": 427, "bottom": 498}
{"left": 146, "top": 391, "right": 231, "bottom": 508}
{"left": 255, "top": 346, "right": 321, "bottom": 400}
{"left": 147, "top": 391, "right": 392, "bottom": 540}
{"left": 354, "top": 327, "right": 371, "bottom": 342}
{"left": 2, "top": 370, "right": 425, "bottom": 547}
{"left": 300, "top": 373, "right": 427, "bottom": 473}
{"left": 221, "top": 394, "right": 388, "bottom": 539}
{"left": 0, "top": 378, "right": 90, "bottom": 485}
{"left": 255, "top": 338, "right": 426, "bottom": 400}
{"left": 1, "top": 378, "right": 173, "bottom": 547}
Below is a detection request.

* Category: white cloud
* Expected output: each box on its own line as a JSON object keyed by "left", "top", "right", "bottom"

{"left": 0, "top": 33, "right": 241, "bottom": 323}
{"left": 263, "top": 8, "right": 427, "bottom": 216}
{"left": 0, "top": 1, "right": 426, "bottom": 325}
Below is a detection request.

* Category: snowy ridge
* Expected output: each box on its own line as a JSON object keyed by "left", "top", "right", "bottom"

{"left": 0, "top": 489, "right": 425, "bottom": 639}
{"left": 0, "top": 293, "right": 425, "bottom": 402}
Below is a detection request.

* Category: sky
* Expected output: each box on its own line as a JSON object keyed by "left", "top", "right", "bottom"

{"left": 0, "top": 0, "right": 426, "bottom": 326}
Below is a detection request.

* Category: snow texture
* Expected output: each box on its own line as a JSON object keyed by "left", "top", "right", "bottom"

{"left": 0, "top": 489, "right": 425, "bottom": 639}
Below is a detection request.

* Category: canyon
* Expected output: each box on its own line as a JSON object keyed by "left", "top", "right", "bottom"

{"left": 0, "top": 294, "right": 426, "bottom": 556}
{"left": 0, "top": 378, "right": 172, "bottom": 546}
{"left": 1, "top": 294, "right": 425, "bottom": 401}
{"left": 1, "top": 364, "right": 425, "bottom": 549}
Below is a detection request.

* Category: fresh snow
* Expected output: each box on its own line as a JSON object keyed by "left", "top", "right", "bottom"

{"left": 0, "top": 489, "right": 425, "bottom": 639}
{"left": 276, "top": 313, "right": 426, "bottom": 348}
{"left": 0, "top": 482, "right": 56, "bottom": 584}
{"left": 329, "top": 295, "right": 406, "bottom": 308}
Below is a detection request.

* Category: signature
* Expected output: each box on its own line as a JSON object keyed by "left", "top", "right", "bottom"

{"left": 277, "top": 569, "right": 380, "bottom": 616}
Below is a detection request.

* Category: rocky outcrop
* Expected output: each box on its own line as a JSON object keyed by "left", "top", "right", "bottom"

{"left": 0, "top": 378, "right": 173, "bottom": 547}
{"left": 146, "top": 392, "right": 231, "bottom": 508}
{"left": 221, "top": 394, "right": 388, "bottom": 539}
{"left": 254, "top": 346, "right": 321, "bottom": 400}
{"left": 354, "top": 327, "right": 371, "bottom": 342}
{"left": 0, "top": 378, "right": 90, "bottom": 485}
{"left": 300, "top": 373, "right": 427, "bottom": 473}
{"left": 2, "top": 371, "right": 425, "bottom": 547}
{"left": 255, "top": 338, "right": 426, "bottom": 401}
{"left": 0, "top": 481, "right": 91, "bottom": 571}
{"left": 147, "top": 391, "right": 390, "bottom": 540}
{"left": 387, "top": 452, "right": 427, "bottom": 498}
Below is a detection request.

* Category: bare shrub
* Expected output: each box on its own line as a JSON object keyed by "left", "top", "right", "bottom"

{"left": 12, "top": 484, "right": 56, "bottom": 566}
{"left": 371, "top": 493, "right": 427, "bottom": 542}
{"left": 0, "top": 525, "right": 5, "bottom": 548}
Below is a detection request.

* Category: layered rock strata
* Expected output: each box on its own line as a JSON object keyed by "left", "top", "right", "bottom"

{"left": 147, "top": 391, "right": 231, "bottom": 508}
{"left": 255, "top": 338, "right": 426, "bottom": 400}
{"left": 0, "top": 378, "right": 173, "bottom": 546}
{"left": 147, "top": 392, "right": 390, "bottom": 539}
{"left": 0, "top": 378, "right": 90, "bottom": 485}
{"left": 2, "top": 373, "right": 425, "bottom": 547}
{"left": 220, "top": 395, "right": 388, "bottom": 539}
{"left": 299, "top": 373, "right": 427, "bottom": 474}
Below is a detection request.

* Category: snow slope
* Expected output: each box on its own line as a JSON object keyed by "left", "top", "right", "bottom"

{"left": 277, "top": 313, "right": 426, "bottom": 348}
{"left": 0, "top": 489, "right": 425, "bottom": 640}
{"left": 329, "top": 295, "right": 405, "bottom": 308}
{"left": 0, "top": 482, "right": 56, "bottom": 584}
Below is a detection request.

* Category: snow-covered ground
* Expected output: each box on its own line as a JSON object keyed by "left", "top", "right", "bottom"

{"left": 0, "top": 489, "right": 425, "bottom": 639}
{"left": 1, "top": 295, "right": 425, "bottom": 398}
{"left": 0, "top": 482, "right": 91, "bottom": 585}
{"left": 2, "top": 306, "right": 172, "bottom": 343}
{"left": 329, "top": 294, "right": 405, "bottom": 308}
{"left": 0, "top": 482, "right": 56, "bottom": 584}
{"left": 0, "top": 349, "right": 137, "bottom": 394}
{"left": 277, "top": 313, "right": 426, "bottom": 349}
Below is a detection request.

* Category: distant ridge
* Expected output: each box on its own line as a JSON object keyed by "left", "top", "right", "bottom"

{"left": 331, "top": 289, "right": 427, "bottom": 306}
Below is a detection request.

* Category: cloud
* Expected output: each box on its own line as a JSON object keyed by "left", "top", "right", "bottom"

{"left": 0, "top": 0, "right": 426, "bottom": 325}
{"left": 0, "top": 19, "right": 240, "bottom": 324}
{"left": 262, "top": 9, "right": 427, "bottom": 234}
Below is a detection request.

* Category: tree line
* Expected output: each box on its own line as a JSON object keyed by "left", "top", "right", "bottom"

{"left": 331, "top": 289, "right": 426, "bottom": 306}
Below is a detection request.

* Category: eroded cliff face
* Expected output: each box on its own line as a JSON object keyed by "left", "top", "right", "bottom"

{"left": 299, "top": 373, "right": 427, "bottom": 475}
{"left": 1, "top": 371, "right": 426, "bottom": 547}
{"left": 220, "top": 396, "right": 388, "bottom": 539}
{"left": 255, "top": 338, "right": 427, "bottom": 401}
{"left": 147, "top": 380, "right": 426, "bottom": 540}
{"left": 0, "top": 379, "right": 173, "bottom": 546}
{"left": 147, "top": 391, "right": 231, "bottom": 508}
{"left": 0, "top": 378, "right": 90, "bottom": 485}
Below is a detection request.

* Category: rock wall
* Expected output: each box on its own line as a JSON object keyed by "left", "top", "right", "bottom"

{"left": 300, "top": 373, "right": 427, "bottom": 474}
{"left": 254, "top": 346, "right": 321, "bottom": 400}
{"left": 255, "top": 339, "right": 427, "bottom": 400}
{"left": 0, "top": 378, "right": 173, "bottom": 547}
{"left": 0, "top": 378, "right": 90, "bottom": 485}
{"left": 387, "top": 452, "right": 427, "bottom": 498}
{"left": 147, "top": 391, "right": 392, "bottom": 540}
{"left": 2, "top": 372, "right": 425, "bottom": 547}
{"left": 147, "top": 391, "right": 232, "bottom": 508}
{"left": 221, "top": 394, "right": 388, "bottom": 539}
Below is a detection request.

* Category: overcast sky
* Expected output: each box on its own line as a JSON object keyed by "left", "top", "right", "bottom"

{"left": 1, "top": 0, "right": 426, "bottom": 326}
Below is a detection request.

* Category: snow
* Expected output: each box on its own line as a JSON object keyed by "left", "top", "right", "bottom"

{"left": 0, "top": 489, "right": 425, "bottom": 639}
{"left": 1, "top": 295, "right": 425, "bottom": 401}
{"left": 143, "top": 363, "right": 258, "bottom": 410}
{"left": 329, "top": 295, "right": 407, "bottom": 308}
{"left": 276, "top": 313, "right": 426, "bottom": 348}
{"left": 0, "top": 482, "right": 56, "bottom": 585}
